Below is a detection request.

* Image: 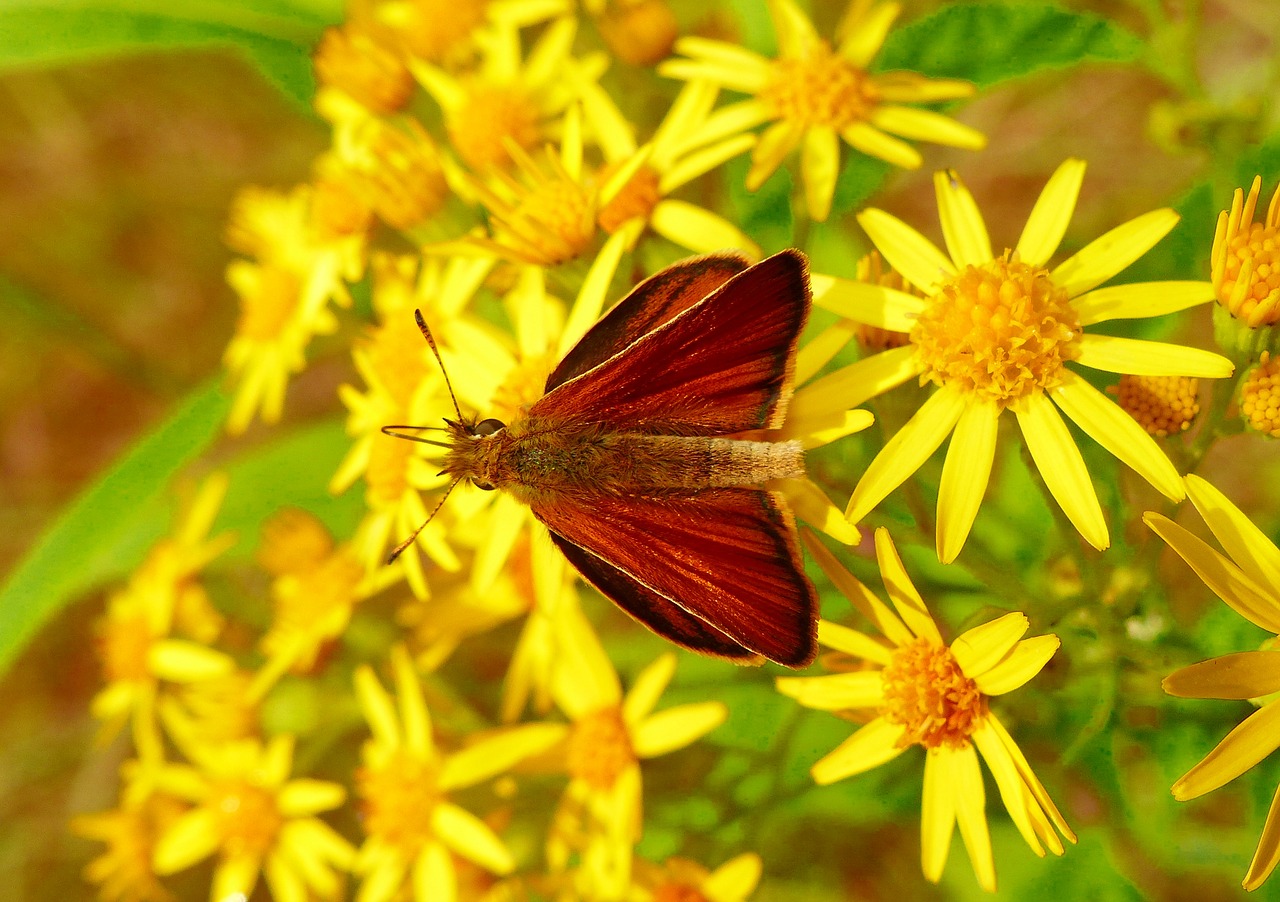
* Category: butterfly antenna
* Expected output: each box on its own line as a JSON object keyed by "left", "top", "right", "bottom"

{"left": 386, "top": 477, "right": 460, "bottom": 564}
{"left": 381, "top": 424, "right": 450, "bottom": 447}
{"left": 415, "top": 309, "right": 463, "bottom": 421}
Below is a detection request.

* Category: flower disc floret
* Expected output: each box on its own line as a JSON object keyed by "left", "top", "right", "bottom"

{"left": 881, "top": 637, "right": 986, "bottom": 750}
{"left": 762, "top": 41, "right": 873, "bottom": 129}
{"left": 912, "top": 252, "right": 1080, "bottom": 406}
{"left": 567, "top": 707, "right": 635, "bottom": 792}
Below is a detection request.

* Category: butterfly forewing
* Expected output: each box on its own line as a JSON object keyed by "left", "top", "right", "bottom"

{"left": 530, "top": 250, "right": 810, "bottom": 435}
{"left": 544, "top": 254, "right": 750, "bottom": 392}
{"left": 532, "top": 488, "right": 818, "bottom": 667}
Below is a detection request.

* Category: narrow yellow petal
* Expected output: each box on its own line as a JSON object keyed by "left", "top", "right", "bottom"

{"left": 1050, "top": 371, "right": 1184, "bottom": 501}
{"left": 971, "top": 721, "right": 1051, "bottom": 857}
{"left": 651, "top": 80, "right": 719, "bottom": 162}
{"left": 676, "top": 99, "right": 772, "bottom": 153}
{"left": 986, "top": 714, "right": 1076, "bottom": 843}
{"left": 846, "top": 385, "right": 966, "bottom": 524}
{"left": 650, "top": 199, "right": 760, "bottom": 258}
{"left": 777, "top": 406, "right": 876, "bottom": 450}
{"left": 769, "top": 0, "right": 820, "bottom": 57}
{"left": 815, "top": 618, "right": 896, "bottom": 665}
{"left": 1144, "top": 512, "right": 1280, "bottom": 634}
{"left": 841, "top": 121, "right": 922, "bottom": 170}
{"left": 1016, "top": 158, "right": 1086, "bottom": 267}
{"left": 789, "top": 345, "right": 920, "bottom": 418}
{"left": 412, "top": 840, "right": 456, "bottom": 902}
{"left": 1244, "top": 784, "right": 1280, "bottom": 891}
{"left": 277, "top": 779, "right": 345, "bottom": 816}
{"left": 658, "top": 133, "right": 756, "bottom": 194}
{"left": 440, "top": 724, "right": 565, "bottom": 790}
{"left": 952, "top": 743, "right": 996, "bottom": 892}
{"left": 811, "top": 716, "right": 908, "bottom": 784}
{"left": 836, "top": 0, "right": 898, "bottom": 66}
{"left": 148, "top": 641, "right": 235, "bottom": 682}
{"left": 1163, "top": 651, "right": 1280, "bottom": 700}
{"left": 975, "top": 634, "right": 1060, "bottom": 696}
{"left": 392, "top": 645, "right": 433, "bottom": 759}
{"left": 875, "top": 528, "right": 944, "bottom": 644}
{"left": 779, "top": 477, "right": 861, "bottom": 544}
{"left": 1187, "top": 473, "right": 1280, "bottom": 598}
{"left": 747, "top": 121, "right": 802, "bottom": 190}
{"left": 950, "top": 612, "right": 1030, "bottom": 680}
{"left": 936, "top": 398, "right": 999, "bottom": 563}
{"left": 355, "top": 666, "right": 400, "bottom": 750}
{"left": 934, "top": 168, "right": 992, "bottom": 269}
{"left": 1051, "top": 208, "right": 1180, "bottom": 297}
{"left": 801, "top": 126, "right": 840, "bottom": 221}
{"left": 870, "top": 106, "right": 986, "bottom": 149}
{"left": 810, "top": 273, "right": 926, "bottom": 331}
{"left": 776, "top": 671, "right": 885, "bottom": 710}
{"left": 1173, "top": 701, "right": 1280, "bottom": 800}
{"left": 1075, "top": 334, "right": 1235, "bottom": 378}
{"left": 856, "top": 208, "right": 955, "bottom": 294}
{"left": 703, "top": 852, "right": 764, "bottom": 898}
{"left": 433, "top": 803, "right": 515, "bottom": 874}
{"left": 153, "top": 809, "right": 221, "bottom": 873}
{"left": 921, "top": 749, "right": 957, "bottom": 883}
{"left": 1014, "top": 393, "right": 1109, "bottom": 550}
{"left": 668, "top": 37, "right": 771, "bottom": 83}
{"left": 803, "top": 541, "right": 912, "bottom": 647}
{"left": 622, "top": 653, "right": 677, "bottom": 727}
{"left": 1072, "top": 280, "right": 1215, "bottom": 325}
{"left": 557, "top": 229, "right": 629, "bottom": 356}
{"left": 631, "top": 701, "right": 728, "bottom": 759}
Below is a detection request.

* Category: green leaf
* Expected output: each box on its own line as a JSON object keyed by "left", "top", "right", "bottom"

{"left": 0, "top": 1, "right": 342, "bottom": 106}
{"left": 0, "top": 379, "right": 363, "bottom": 677}
{"left": 877, "top": 3, "right": 1143, "bottom": 86}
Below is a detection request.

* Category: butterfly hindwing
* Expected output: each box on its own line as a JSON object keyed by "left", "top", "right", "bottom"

{"left": 531, "top": 250, "right": 810, "bottom": 436}
{"left": 532, "top": 487, "right": 818, "bottom": 667}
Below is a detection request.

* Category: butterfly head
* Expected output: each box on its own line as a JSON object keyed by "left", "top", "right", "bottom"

{"left": 441, "top": 415, "right": 510, "bottom": 491}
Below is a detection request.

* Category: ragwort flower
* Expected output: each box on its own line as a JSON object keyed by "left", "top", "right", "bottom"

{"left": 777, "top": 529, "right": 1073, "bottom": 891}
{"left": 813, "top": 159, "right": 1233, "bottom": 561}
{"left": 1146, "top": 475, "right": 1280, "bottom": 890}
{"left": 660, "top": 0, "right": 985, "bottom": 220}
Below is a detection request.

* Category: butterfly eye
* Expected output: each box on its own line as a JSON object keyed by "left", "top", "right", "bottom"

{"left": 474, "top": 418, "right": 506, "bottom": 436}
{"left": 471, "top": 479, "right": 496, "bottom": 491}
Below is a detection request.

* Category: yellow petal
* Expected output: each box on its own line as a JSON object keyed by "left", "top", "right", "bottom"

{"left": 676, "top": 98, "right": 772, "bottom": 151}
{"left": 666, "top": 38, "right": 771, "bottom": 89}
{"left": 789, "top": 345, "right": 920, "bottom": 416}
{"left": 1245, "top": 784, "right": 1280, "bottom": 891}
{"left": 934, "top": 168, "right": 992, "bottom": 269}
{"left": 1173, "top": 701, "right": 1280, "bottom": 800}
{"left": 650, "top": 198, "right": 760, "bottom": 258}
{"left": 392, "top": 644, "right": 433, "bottom": 759}
{"left": 412, "top": 840, "right": 456, "bottom": 902}
{"left": 152, "top": 808, "right": 220, "bottom": 873}
{"left": 846, "top": 384, "right": 965, "bottom": 525}
{"left": 1072, "top": 280, "right": 1216, "bottom": 326}
{"left": 1144, "top": 512, "right": 1280, "bottom": 634}
{"left": 875, "top": 528, "right": 943, "bottom": 644}
{"left": 277, "top": 779, "right": 345, "bottom": 816}
{"left": 1075, "top": 334, "right": 1235, "bottom": 378}
{"left": 623, "top": 653, "right": 677, "bottom": 727}
{"left": 975, "top": 634, "right": 1060, "bottom": 696}
{"left": 801, "top": 125, "right": 840, "bottom": 221}
{"left": 632, "top": 701, "right": 727, "bottom": 758}
{"left": 355, "top": 666, "right": 400, "bottom": 750}
{"left": 1051, "top": 208, "right": 1180, "bottom": 297}
{"left": 811, "top": 716, "right": 908, "bottom": 784}
{"left": 557, "top": 229, "right": 629, "bottom": 356}
{"left": 1187, "top": 473, "right": 1280, "bottom": 597}
{"left": 769, "top": 0, "right": 820, "bottom": 57}
{"left": 870, "top": 106, "right": 986, "bottom": 150}
{"left": 1050, "top": 371, "right": 1184, "bottom": 501}
{"left": 551, "top": 599, "right": 622, "bottom": 716}
{"left": 985, "top": 714, "right": 1076, "bottom": 843}
{"left": 841, "top": 121, "right": 922, "bottom": 170}
{"left": 815, "top": 618, "right": 896, "bottom": 665}
{"left": 810, "top": 273, "right": 926, "bottom": 331}
{"left": 856, "top": 208, "right": 954, "bottom": 294}
{"left": 1014, "top": 393, "right": 1109, "bottom": 550}
{"left": 703, "top": 852, "right": 764, "bottom": 898}
{"left": 779, "top": 477, "right": 861, "bottom": 543}
{"left": 921, "top": 749, "right": 957, "bottom": 883}
{"left": 936, "top": 397, "right": 999, "bottom": 563}
{"left": 776, "top": 671, "right": 884, "bottom": 710}
{"left": 440, "top": 723, "right": 565, "bottom": 790}
{"left": 950, "top": 612, "right": 1030, "bottom": 680}
{"left": 433, "top": 802, "right": 515, "bottom": 874}
{"left": 777, "top": 405, "right": 876, "bottom": 450}
{"left": 836, "top": 0, "right": 897, "bottom": 65}
{"left": 1163, "top": 651, "right": 1280, "bottom": 700}
{"left": 971, "top": 721, "right": 1053, "bottom": 857}
{"left": 746, "top": 121, "right": 802, "bottom": 191}
{"left": 952, "top": 742, "right": 996, "bottom": 892}
{"left": 148, "top": 641, "right": 235, "bottom": 682}
{"left": 1015, "top": 158, "right": 1085, "bottom": 267}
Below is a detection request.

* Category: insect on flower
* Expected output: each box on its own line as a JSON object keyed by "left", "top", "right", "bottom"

{"left": 385, "top": 251, "right": 819, "bottom": 667}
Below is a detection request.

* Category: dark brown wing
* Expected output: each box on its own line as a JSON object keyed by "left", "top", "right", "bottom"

{"left": 530, "top": 250, "right": 811, "bottom": 435}
{"left": 533, "top": 487, "right": 818, "bottom": 668}
{"left": 545, "top": 254, "right": 750, "bottom": 392}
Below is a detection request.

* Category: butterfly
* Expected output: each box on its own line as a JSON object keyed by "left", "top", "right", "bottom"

{"left": 386, "top": 250, "right": 818, "bottom": 667}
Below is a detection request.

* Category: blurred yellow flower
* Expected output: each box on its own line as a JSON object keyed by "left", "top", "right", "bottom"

{"left": 660, "top": 0, "right": 984, "bottom": 220}
{"left": 1146, "top": 475, "right": 1280, "bottom": 890}
{"left": 352, "top": 645, "right": 561, "bottom": 902}
{"left": 777, "top": 529, "right": 1073, "bottom": 892}
{"left": 810, "top": 159, "right": 1232, "bottom": 561}
{"left": 1212, "top": 175, "right": 1280, "bottom": 328}
{"left": 151, "top": 735, "right": 354, "bottom": 902}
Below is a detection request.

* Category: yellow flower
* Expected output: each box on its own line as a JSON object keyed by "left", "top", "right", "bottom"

{"left": 541, "top": 606, "right": 727, "bottom": 899}
{"left": 1212, "top": 175, "right": 1280, "bottom": 328}
{"left": 91, "top": 476, "right": 237, "bottom": 759}
{"left": 151, "top": 735, "right": 354, "bottom": 902}
{"left": 812, "top": 159, "right": 1233, "bottom": 561}
{"left": 659, "top": 0, "right": 985, "bottom": 220}
{"left": 588, "top": 0, "right": 679, "bottom": 67}
{"left": 352, "top": 645, "right": 561, "bottom": 902}
{"left": 1109, "top": 374, "right": 1200, "bottom": 437}
{"left": 313, "top": 19, "right": 414, "bottom": 117}
{"left": 1241, "top": 351, "right": 1280, "bottom": 437}
{"left": 776, "top": 529, "right": 1074, "bottom": 892}
{"left": 1145, "top": 474, "right": 1280, "bottom": 890}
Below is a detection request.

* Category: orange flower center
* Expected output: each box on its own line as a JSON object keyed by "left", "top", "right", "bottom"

{"left": 310, "top": 176, "right": 373, "bottom": 243}
{"left": 1241, "top": 352, "right": 1280, "bottom": 438}
{"left": 98, "top": 610, "right": 153, "bottom": 684}
{"left": 385, "top": 0, "right": 489, "bottom": 64}
{"left": 210, "top": 780, "right": 284, "bottom": 859}
{"left": 357, "top": 749, "right": 441, "bottom": 853}
{"left": 313, "top": 23, "right": 413, "bottom": 114}
{"left": 257, "top": 508, "right": 334, "bottom": 577}
{"left": 449, "top": 84, "right": 541, "bottom": 171}
{"left": 912, "top": 252, "right": 1080, "bottom": 406}
{"left": 598, "top": 162, "right": 662, "bottom": 233}
{"left": 1112, "top": 374, "right": 1200, "bottom": 437}
{"left": 1215, "top": 214, "right": 1280, "bottom": 326}
{"left": 762, "top": 40, "right": 875, "bottom": 129}
{"left": 353, "top": 121, "right": 450, "bottom": 230}
{"left": 567, "top": 708, "right": 635, "bottom": 791}
{"left": 593, "top": 0, "right": 679, "bottom": 66}
{"left": 881, "top": 637, "right": 986, "bottom": 749}
{"left": 490, "top": 171, "right": 597, "bottom": 266}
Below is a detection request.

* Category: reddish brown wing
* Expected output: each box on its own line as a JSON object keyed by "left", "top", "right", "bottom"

{"left": 532, "top": 488, "right": 818, "bottom": 667}
{"left": 531, "top": 250, "right": 810, "bottom": 435}
{"left": 544, "top": 254, "right": 750, "bottom": 392}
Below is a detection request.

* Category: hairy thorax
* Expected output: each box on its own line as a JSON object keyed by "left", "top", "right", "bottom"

{"left": 443, "top": 417, "right": 804, "bottom": 501}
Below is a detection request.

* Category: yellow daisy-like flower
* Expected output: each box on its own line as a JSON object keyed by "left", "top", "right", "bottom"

{"left": 1145, "top": 474, "right": 1280, "bottom": 891}
{"left": 545, "top": 606, "right": 728, "bottom": 898}
{"left": 811, "top": 159, "right": 1233, "bottom": 561}
{"left": 659, "top": 0, "right": 985, "bottom": 221}
{"left": 776, "top": 528, "right": 1074, "bottom": 892}
{"left": 151, "top": 734, "right": 354, "bottom": 902}
{"left": 1212, "top": 175, "right": 1280, "bottom": 329}
{"left": 352, "top": 645, "right": 562, "bottom": 902}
